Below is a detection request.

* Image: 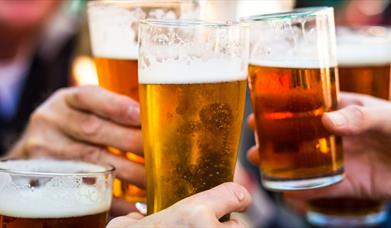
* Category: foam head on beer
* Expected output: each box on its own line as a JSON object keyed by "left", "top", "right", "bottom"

{"left": 88, "top": 1, "right": 191, "bottom": 60}
{"left": 0, "top": 159, "right": 111, "bottom": 219}
{"left": 337, "top": 27, "right": 391, "bottom": 66}
{"left": 139, "top": 58, "right": 247, "bottom": 84}
{"left": 88, "top": 2, "right": 139, "bottom": 59}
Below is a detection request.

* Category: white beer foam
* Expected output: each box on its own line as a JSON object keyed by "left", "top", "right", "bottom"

{"left": 88, "top": 4, "right": 138, "bottom": 59}
{"left": 249, "top": 59, "right": 337, "bottom": 69}
{"left": 337, "top": 29, "right": 391, "bottom": 66}
{"left": 139, "top": 58, "right": 247, "bottom": 84}
{"left": 337, "top": 43, "right": 391, "bottom": 66}
{"left": 0, "top": 160, "right": 111, "bottom": 218}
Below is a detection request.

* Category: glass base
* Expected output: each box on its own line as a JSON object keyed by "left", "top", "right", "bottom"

{"left": 306, "top": 210, "right": 388, "bottom": 227}
{"left": 262, "top": 170, "right": 344, "bottom": 191}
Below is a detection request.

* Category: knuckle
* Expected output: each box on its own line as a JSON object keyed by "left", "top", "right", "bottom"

{"left": 80, "top": 114, "right": 103, "bottom": 138}
{"left": 71, "top": 85, "right": 98, "bottom": 106}
{"left": 183, "top": 204, "right": 209, "bottom": 219}
{"left": 24, "top": 137, "right": 47, "bottom": 156}
{"left": 80, "top": 146, "right": 104, "bottom": 162}
{"left": 345, "top": 105, "right": 366, "bottom": 134}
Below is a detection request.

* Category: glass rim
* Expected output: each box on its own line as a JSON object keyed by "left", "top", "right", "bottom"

{"left": 140, "top": 19, "right": 243, "bottom": 28}
{"left": 87, "top": 0, "right": 183, "bottom": 8}
{"left": 0, "top": 159, "right": 115, "bottom": 177}
{"left": 242, "top": 7, "right": 333, "bottom": 22}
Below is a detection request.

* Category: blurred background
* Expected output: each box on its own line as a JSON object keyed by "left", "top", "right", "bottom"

{"left": 0, "top": 0, "right": 390, "bottom": 227}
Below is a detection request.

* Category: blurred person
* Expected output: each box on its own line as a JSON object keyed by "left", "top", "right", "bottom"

{"left": 295, "top": 0, "right": 391, "bottom": 26}
{"left": 0, "top": 0, "right": 147, "bottom": 216}
{"left": 0, "top": 0, "right": 77, "bottom": 153}
{"left": 247, "top": 92, "right": 391, "bottom": 201}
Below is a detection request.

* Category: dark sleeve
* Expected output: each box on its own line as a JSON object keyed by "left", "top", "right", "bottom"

{"left": 0, "top": 34, "right": 77, "bottom": 155}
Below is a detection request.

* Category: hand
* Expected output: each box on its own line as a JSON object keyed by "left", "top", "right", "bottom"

{"left": 247, "top": 92, "right": 391, "bottom": 200}
{"left": 6, "top": 86, "right": 145, "bottom": 214}
{"left": 107, "top": 182, "right": 251, "bottom": 228}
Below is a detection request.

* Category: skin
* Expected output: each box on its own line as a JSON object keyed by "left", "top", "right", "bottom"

{"left": 107, "top": 182, "right": 251, "bottom": 228}
{"left": 0, "top": 0, "right": 61, "bottom": 59}
{"left": 247, "top": 92, "right": 391, "bottom": 200}
{"left": 7, "top": 86, "right": 145, "bottom": 215}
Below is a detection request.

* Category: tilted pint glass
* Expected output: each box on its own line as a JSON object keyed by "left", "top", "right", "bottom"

{"left": 87, "top": 0, "right": 197, "bottom": 203}
{"left": 0, "top": 159, "right": 113, "bottom": 228}
{"left": 138, "top": 19, "right": 249, "bottom": 217}
{"left": 244, "top": 7, "right": 344, "bottom": 191}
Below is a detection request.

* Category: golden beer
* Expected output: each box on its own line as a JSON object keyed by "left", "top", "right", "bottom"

{"left": 0, "top": 160, "right": 113, "bottom": 228}
{"left": 248, "top": 64, "right": 343, "bottom": 184}
{"left": 140, "top": 80, "right": 247, "bottom": 213}
{"left": 307, "top": 27, "right": 391, "bottom": 226}
{"left": 138, "top": 19, "right": 249, "bottom": 218}
{"left": 95, "top": 58, "right": 139, "bottom": 101}
{"left": 94, "top": 56, "right": 145, "bottom": 202}
{"left": 87, "top": 1, "right": 190, "bottom": 203}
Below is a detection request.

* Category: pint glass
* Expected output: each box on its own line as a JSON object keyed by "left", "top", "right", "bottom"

{"left": 244, "top": 7, "right": 344, "bottom": 190}
{"left": 0, "top": 159, "right": 113, "bottom": 228}
{"left": 138, "top": 19, "right": 249, "bottom": 216}
{"left": 87, "top": 0, "right": 196, "bottom": 203}
{"left": 307, "top": 26, "right": 391, "bottom": 227}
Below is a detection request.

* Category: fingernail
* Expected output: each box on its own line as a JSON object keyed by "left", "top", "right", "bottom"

{"left": 327, "top": 112, "right": 347, "bottom": 127}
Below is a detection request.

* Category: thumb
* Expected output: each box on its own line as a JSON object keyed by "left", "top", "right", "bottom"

{"left": 322, "top": 105, "right": 391, "bottom": 136}
{"left": 106, "top": 212, "right": 144, "bottom": 227}
{"left": 175, "top": 182, "right": 252, "bottom": 219}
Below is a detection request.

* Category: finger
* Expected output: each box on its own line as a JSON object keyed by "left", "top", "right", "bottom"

{"left": 110, "top": 197, "right": 138, "bottom": 217}
{"left": 65, "top": 86, "right": 140, "bottom": 126}
{"left": 247, "top": 114, "right": 255, "bottom": 130}
{"left": 125, "top": 212, "right": 145, "bottom": 220}
{"left": 21, "top": 125, "right": 146, "bottom": 188}
{"left": 178, "top": 182, "right": 251, "bottom": 219}
{"left": 107, "top": 212, "right": 143, "bottom": 228}
{"left": 285, "top": 178, "right": 354, "bottom": 200}
{"left": 95, "top": 151, "right": 146, "bottom": 188}
{"left": 222, "top": 219, "right": 246, "bottom": 228}
{"left": 322, "top": 105, "right": 391, "bottom": 136}
{"left": 57, "top": 108, "right": 143, "bottom": 155}
{"left": 247, "top": 146, "right": 260, "bottom": 166}
{"left": 339, "top": 92, "right": 389, "bottom": 108}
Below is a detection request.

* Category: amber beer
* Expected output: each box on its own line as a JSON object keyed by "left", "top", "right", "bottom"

{"left": 307, "top": 27, "right": 391, "bottom": 226}
{"left": 0, "top": 160, "right": 113, "bottom": 228}
{"left": 87, "top": 1, "right": 185, "bottom": 202}
{"left": 245, "top": 7, "right": 343, "bottom": 190}
{"left": 248, "top": 63, "right": 343, "bottom": 187}
{"left": 1, "top": 212, "right": 108, "bottom": 228}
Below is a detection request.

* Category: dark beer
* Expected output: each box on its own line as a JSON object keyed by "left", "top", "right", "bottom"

{"left": 1, "top": 212, "right": 108, "bottom": 228}
{"left": 0, "top": 160, "right": 113, "bottom": 228}
{"left": 248, "top": 63, "right": 344, "bottom": 189}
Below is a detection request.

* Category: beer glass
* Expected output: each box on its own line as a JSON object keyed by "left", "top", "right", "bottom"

{"left": 244, "top": 7, "right": 344, "bottom": 190}
{"left": 0, "top": 159, "right": 113, "bottom": 228}
{"left": 87, "top": 0, "right": 197, "bottom": 203}
{"left": 139, "top": 19, "right": 249, "bottom": 216}
{"left": 307, "top": 26, "right": 391, "bottom": 227}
